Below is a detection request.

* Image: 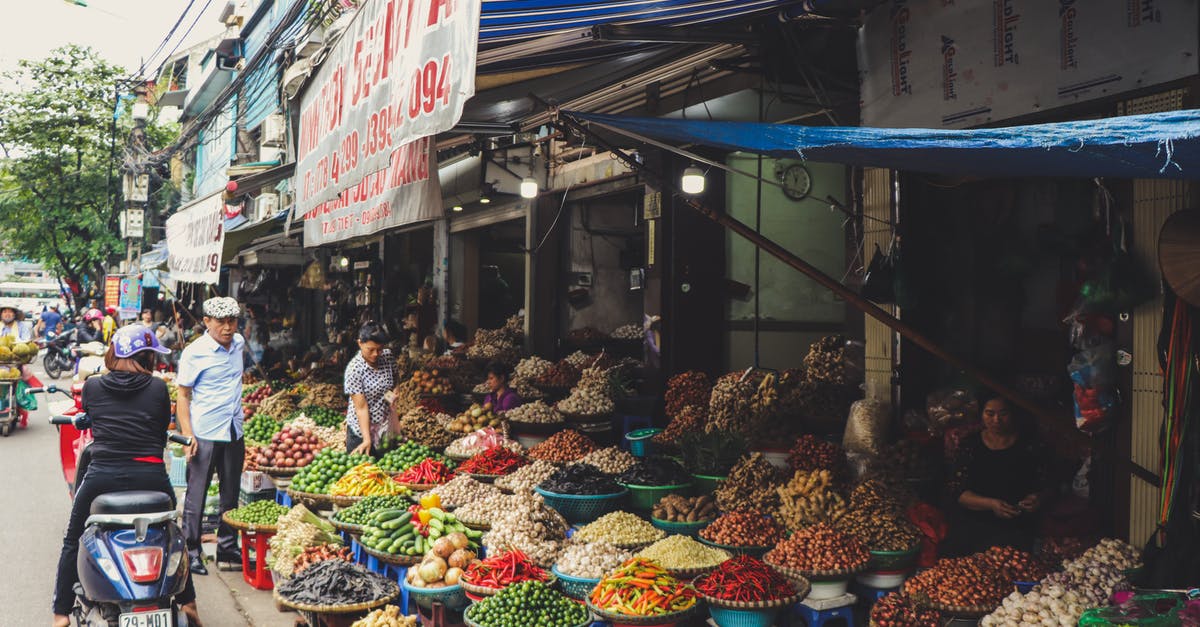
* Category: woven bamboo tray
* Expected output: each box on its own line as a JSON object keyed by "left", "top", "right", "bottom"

{"left": 329, "top": 518, "right": 367, "bottom": 536}
{"left": 221, "top": 511, "right": 279, "bottom": 534}
{"left": 393, "top": 481, "right": 443, "bottom": 492}
{"left": 272, "top": 584, "right": 399, "bottom": 614}
{"left": 458, "top": 518, "right": 491, "bottom": 531}
{"left": 286, "top": 487, "right": 335, "bottom": 507}
{"left": 914, "top": 597, "right": 995, "bottom": 618}
{"left": 325, "top": 493, "right": 368, "bottom": 508}
{"left": 585, "top": 601, "right": 704, "bottom": 626}
{"left": 765, "top": 560, "right": 868, "bottom": 583}
{"left": 695, "top": 574, "right": 810, "bottom": 609}
{"left": 358, "top": 543, "right": 421, "bottom": 566}
{"left": 461, "top": 573, "right": 557, "bottom": 598}
{"left": 259, "top": 465, "right": 301, "bottom": 477}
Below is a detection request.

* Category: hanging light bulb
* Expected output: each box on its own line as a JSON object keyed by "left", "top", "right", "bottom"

{"left": 338, "top": 256, "right": 350, "bottom": 268}
{"left": 681, "top": 165, "right": 706, "bottom": 194}
{"left": 452, "top": 205, "right": 463, "bottom": 212}
{"left": 520, "top": 177, "right": 539, "bottom": 199}
{"left": 479, "top": 195, "right": 491, "bottom": 204}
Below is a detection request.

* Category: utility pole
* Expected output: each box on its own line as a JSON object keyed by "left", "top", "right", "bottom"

{"left": 119, "top": 82, "right": 151, "bottom": 318}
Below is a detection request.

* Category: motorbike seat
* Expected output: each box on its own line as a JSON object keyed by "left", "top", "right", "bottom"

{"left": 90, "top": 491, "right": 174, "bottom": 516}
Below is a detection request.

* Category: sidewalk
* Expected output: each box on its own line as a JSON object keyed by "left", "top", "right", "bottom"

{"left": 192, "top": 539, "right": 298, "bottom": 627}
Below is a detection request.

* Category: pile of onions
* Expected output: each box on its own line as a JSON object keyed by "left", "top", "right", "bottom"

{"left": 408, "top": 531, "right": 479, "bottom": 588}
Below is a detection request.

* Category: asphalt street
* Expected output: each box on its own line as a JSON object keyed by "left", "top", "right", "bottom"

{"left": 0, "top": 363, "right": 274, "bottom": 626}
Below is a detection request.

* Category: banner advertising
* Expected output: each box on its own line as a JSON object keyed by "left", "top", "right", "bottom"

{"left": 118, "top": 275, "right": 142, "bottom": 320}
{"left": 166, "top": 192, "right": 226, "bottom": 284}
{"left": 297, "top": 0, "right": 481, "bottom": 245}
{"left": 857, "top": 0, "right": 1199, "bottom": 128}
{"left": 104, "top": 276, "right": 120, "bottom": 310}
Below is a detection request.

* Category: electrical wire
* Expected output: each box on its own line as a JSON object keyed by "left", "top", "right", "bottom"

{"left": 523, "top": 135, "right": 589, "bottom": 256}
{"left": 152, "top": 0, "right": 217, "bottom": 79}
{"left": 132, "top": 0, "right": 199, "bottom": 78}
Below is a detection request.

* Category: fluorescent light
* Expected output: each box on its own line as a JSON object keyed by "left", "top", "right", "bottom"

{"left": 479, "top": 196, "right": 491, "bottom": 204}
{"left": 452, "top": 205, "right": 463, "bottom": 212}
{"left": 681, "top": 165, "right": 705, "bottom": 194}
{"left": 338, "top": 256, "right": 349, "bottom": 268}
{"left": 520, "top": 177, "right": 539, "bottom": 199}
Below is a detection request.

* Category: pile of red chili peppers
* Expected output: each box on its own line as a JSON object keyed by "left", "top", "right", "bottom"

{"left": 418, "top": 397, "right": 447, "bottom": 414}
{"left": 394, "top": 459, "right": 457, "bottom": 485}
{"left": 457, "top": 448, "right": 528, "bottom": 476}
{"left": 590, "top": 558, "right": 696, "bottom": 616}
{"left": 693, "top": 555, "right": 797, "bottom": 603}
{"left": 462, "top": 549, "right": 548, "bottom": 589}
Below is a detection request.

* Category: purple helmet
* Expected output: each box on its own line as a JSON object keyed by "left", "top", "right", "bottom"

{"left": 112, "top": 324, "right": 171, "bottom": 358}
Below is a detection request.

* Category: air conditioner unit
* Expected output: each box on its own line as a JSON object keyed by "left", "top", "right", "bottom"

{"left": 260, "top": 114, "right": 286, "bottom": 147}
{"left": 259, "top": 144, "right": 284, "bottom": 163}
{"left": 254, "top": 193, "right": 279, "bottom": 222}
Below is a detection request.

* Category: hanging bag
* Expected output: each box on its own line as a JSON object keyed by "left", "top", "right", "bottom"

{"left": 861, "top": 243, "right": 895, "bottom": 303}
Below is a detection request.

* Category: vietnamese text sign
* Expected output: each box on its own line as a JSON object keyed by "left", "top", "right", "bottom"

{"left": 118, "top": 276, "right": 142, "bottom": 320}
{"left": 858, "top": 0, "right": 1199, "bottom": 128}
{"left": 166, "top": 192, "right": 226, "bottom": 284}
{"left": 104, "top": 276, "right": 120, "bottom": 310}
{"left": 297, "top": 0, "right": 481, "bottom": 245}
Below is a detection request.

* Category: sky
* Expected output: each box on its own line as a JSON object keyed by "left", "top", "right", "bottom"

{"left": 0, "top": 0, "right": 227, "bottom": 82}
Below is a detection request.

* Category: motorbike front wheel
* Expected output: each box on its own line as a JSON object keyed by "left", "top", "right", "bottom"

{"left": 44, "top": 351, "right": 67, "bottom": 379}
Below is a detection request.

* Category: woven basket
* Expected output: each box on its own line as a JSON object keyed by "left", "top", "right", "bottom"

{"left": 403, "top": 580, "right": 469, "bottom": 612}
{"left": 696, "top": 536, "right": 774, "bottom": 558}
{"left": 620, "top": 482, "right": 693, "bottom": 512}
{"left": 868, "top": 544, "right": 921, "bottom": 570}
{"left": 464, "top": 604, "right": 591, "bottom": 627}
{"left": 326, "top": 493, "right": 368, "bottom": 508}
{"left": 458, "top": 518, "right": 491, "bottom": 531}
{"left": 329, "top": 518, "right": 367, "bottom": 536}
{"left": 765, "top": 560, "right": 867, "bottom": 583}
{"left": 272, "top": 582, "right": 399, "bottom": 614}
{"left": 506, "top": 419, "right": 562, "bottom": 435}
{"left": 695, "top": 574, "right": 810, "bottom": 610}
{"left": 915, "top": 597, "right": 995, "bottom": 618}
{"left": 663, "top": 563, "right": 724, "bottom": 581}
{"left": 259, "top": 465, "right": 301, "bottom": 477}
{"left": 358, "top": 543, "right": 421, "bottom": 566}
{"left": 221, "top": 511, "right": 279, "bottom": 535}
{"left": 461, "top": 572, "right": 557, "bottom": 598}
{"left": 533, "top": 486, "right": 628, "bottom": 524}
{"left": 466, "top": 472, "right": 503, "bottom": 483}
{"left": 394, "top": 481, "right": 444, "bottom": 492}
{"left": 585, "top": 601, "right": 704, "bottom": 626}
{"left": 286, "top": 487, "right": 335, "bottom": 507}
{"left": 551, "top": 566, "right": 599, "bottom": 601}
{"left": 649, "top": 518, "right": 710, "bottom": 538}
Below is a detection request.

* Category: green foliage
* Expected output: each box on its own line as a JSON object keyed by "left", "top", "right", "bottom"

{"left": 0, "top": 45, "right": 177, "bottom": 297}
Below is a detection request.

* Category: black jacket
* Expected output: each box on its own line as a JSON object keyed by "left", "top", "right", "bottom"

{"left": 77, "top": 325, "right": 103, "bottom": 344}
{"left": 83, "top": 371, "right": 171, "bottom": 462}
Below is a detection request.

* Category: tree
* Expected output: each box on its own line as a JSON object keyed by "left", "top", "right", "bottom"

{"left": 0, "top": 45, "right": 176, "bottom": 307}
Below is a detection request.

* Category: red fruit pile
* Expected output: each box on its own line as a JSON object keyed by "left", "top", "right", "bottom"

{"left": 256, "top": 425, "right": 325, "bottom": 468}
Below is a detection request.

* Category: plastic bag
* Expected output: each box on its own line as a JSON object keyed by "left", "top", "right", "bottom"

{"left": 1069, "top": 340, "right": 1117, "bottom": 433}
{"left": 861, "top": 243, "right": 895, "bottom": 302}
{"left": 15, "top": 380, "right": 37, "bottom": 412}
{"left": 925, "top": 388, "right": 979, "bottom": 431}
{"left": 843, "top": 399, "right": 890, "bottom": 456}
{"left": 1078, "top": 594, "right": 1183, "bottom": 626}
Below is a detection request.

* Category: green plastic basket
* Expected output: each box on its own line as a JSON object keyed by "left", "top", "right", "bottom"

{"left": 690, "top": 474, "right": 727, "bottom": 495}
{"left": 868, "top": 545, "right": 920, "bottom": 571}
{"left": 620, "top": 482, "right": 692, "bottom": 512}
{"left": 402, "top": 580, "right": 469, "bottom": 612}
{"left": 650, "top": 517, "right": 709, "bottom": 538}
{"left": 533, "top": 486, "right": 629, "bottom": 524}
{"left": 625, "top": 428, "right": 663, "bottom": 457}
{"left": 551, "top": 566, "right": 600, "bottom": 601}
{"left": 708, "top": 606, "right": 783, "bottom": 627}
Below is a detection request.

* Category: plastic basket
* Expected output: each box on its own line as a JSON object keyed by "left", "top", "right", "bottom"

{"left": 868, "top": 545, "right": 920, "bottom": 571}
{"left": 168, "top": 455, "right": 188, "bottom": 488}
{"left": 708, "top": 605, "right": 785, "bottom": 627}
{"left": 552, "top": 566, "right": 599, "bottom": 601}
{"left": 533, "top": 486, "right": 628, "bottom": 524}
{"left": 621, "top": 482, "right": 692, "bottom": 512}
{"left": 690, "top": 474, "right": 727, "bottom": 495}
{"left": 1078, "top": 594, "right": 1183, "bottom": 626}
{"left": 625, "top": 428, "right": 663, "bottom": 457}
{"left": 402, "top": 580, "right": 470, "bottom": 612}
{"left": 650, "top": 518, "right": 709, "bottom": 538}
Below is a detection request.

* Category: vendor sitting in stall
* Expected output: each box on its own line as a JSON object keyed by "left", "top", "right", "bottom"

{"left": 944, "top": 395, "right": 1050, "bottom": 556}
{"left": 483, "top": 361, "right": 522, "bottom": 412}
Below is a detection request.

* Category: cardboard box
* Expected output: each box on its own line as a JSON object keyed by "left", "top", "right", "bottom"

{"left": 240, "top": 471, "right": 275, "bottom": 493}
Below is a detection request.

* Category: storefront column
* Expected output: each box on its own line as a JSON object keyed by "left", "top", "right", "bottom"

{"left": 434, "top": 217, "right": 450, "bottom": 332}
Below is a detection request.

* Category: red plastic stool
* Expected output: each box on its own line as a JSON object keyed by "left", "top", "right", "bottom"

{"left": 239, "top": 529, "right": 274, "bottom": 590}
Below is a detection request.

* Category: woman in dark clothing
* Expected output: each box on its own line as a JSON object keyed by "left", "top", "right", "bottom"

{"left": 52, "top": 325, "right": 202, "bottom": 627}
{"left": 483, "top": 361, "right": 522, "bottom": 412}
{"left": 943, "top": 396, "right": 1050, "bottom": 556}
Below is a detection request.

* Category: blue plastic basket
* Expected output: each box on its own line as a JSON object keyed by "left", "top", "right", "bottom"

{"left": 650, "top": 517, "right": 709, "bottom": 538}
{"left": 551, "top": 566, "right": 600, "bottom": 601}
{"left": 402, "top": 580, "right": 470, "bottom": 612}
{"left": 168, "top": 455, "right": 187, "bottom": 488}
{"left": 708, "top": 605, "right": 783, "bottom": 627}
{"left": 533, "top": 486, "right": 628, "bottom": 524}
{"left": 625, "top": 428, "right": 663, "bottom": 457}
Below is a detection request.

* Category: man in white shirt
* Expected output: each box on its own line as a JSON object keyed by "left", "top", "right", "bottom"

{"left": 177, "top": 297, "right": 245, "bottom": 575}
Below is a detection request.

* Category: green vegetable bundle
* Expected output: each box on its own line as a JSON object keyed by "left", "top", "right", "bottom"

{"left": 333, "top": 495, "right": 413, "bottom": 526}
{"left": 359, "top": 507, "right": 481, "bottom": 557}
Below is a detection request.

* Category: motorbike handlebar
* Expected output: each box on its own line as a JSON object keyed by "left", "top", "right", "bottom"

{"left": 50, "top": 415, "right": 76, "bottom": 426}
{"left": 168, "top": 432, "right": 193, "bottom": 446}
{"left": 25, "top": 385, "right": 71, "bottom": 397}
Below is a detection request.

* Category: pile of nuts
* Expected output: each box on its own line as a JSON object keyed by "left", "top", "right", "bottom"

{"left": 610, "top": 324, "right": 642, "bottom": 341}
{"left": 556, "top": 387, "right": 615, "bottom": 418}
{"left": 575, "top": 512, "right": 665, "bottom": 546}
{"left": 699, "top": 511, "right": 786, "bottom": 547}
{"left": 563, "top": 350, "right": 599, "bottom": 370}
{"left": 653, "top": 405, "right": 708, "bottom": 447}
{"left": 398, "top": 407, "right": 456, "bottom": 449}
{"left": 707, "top": 373, "right": 755, "bottom": 434}
{"left": 903, "top": 555, "right": 1010, "bottom": 609}
{"left": 494, "top": 460, "right": 559, "bottom": 493}
{"left": 776, "top": 469, "right": 848, "bottom": 530}
{"left": 455, "top": 493, "right": 522, "bottom": 526}
{"left": 579, "top": 447, "right": 636, "bottom": 475}
{"left": 786, "top": 435, "right": 846, "bottom": 474}
{"left": 651, "top": 494, "right": 717, "bottom": 523}
{"left": 764, "top": 522, "right": 869, "bottom": 574}
{"left": 527, "top": 430, "right": 596, "bottom": 463}
{"left": 664, "top": 371, "right": 711, "bottom": 418}
{"left": 979, "top": 546, "right": 1047, "bottom": 582}
{"left": 870, "top": 592, "right": 941, "bottom": 627}
{"left": 514, "top": 357, "right": 554, "bottom": 383}
{"left": 1079, "top": 537, "right": 1141, "bottom": 571}
{"left": 715, "top": 453, "right": 786, "bottom": 513}
{"left": 555, "top": 542, "right": 632, "bottom": 580}
{"left": 803, "top": 335, "right": 858, "bottom": 385}
{"left": 848, "top": 479, "right": 907, "bottom": 515}
{"left": 503, "top": 401, "right": 563, "bottom": 425}
{"left": 483, "top": 493, "right": 569, "bottom": 567}
{"left": 636, "top": 535, "right": 731, "bottom": 570}
{"left": 428, "top": 475, "right": 502, "bottom": 509}
{"left": 835, "top": 508, "right": 921, "bottom": 552}
{"left": 535, "top": 361, "right": 580, "bottom": 389}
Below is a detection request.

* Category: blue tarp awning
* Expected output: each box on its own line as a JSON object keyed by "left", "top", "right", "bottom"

{"left": 570, "top": 110, "right": 1200, "bottom": 180}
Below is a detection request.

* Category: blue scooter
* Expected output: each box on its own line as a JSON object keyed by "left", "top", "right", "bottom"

{"left": 50, "top": 410, "right": 193, "bottom": 627}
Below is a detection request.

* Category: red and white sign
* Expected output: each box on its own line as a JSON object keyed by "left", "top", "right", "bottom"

{"left": 297, "top": 0, "right": 481, "bottom": 245}
{"left": 166, "top": 192, "right": 226, "bottom": 284}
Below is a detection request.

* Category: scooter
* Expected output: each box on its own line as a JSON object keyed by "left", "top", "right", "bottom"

{"left": 49, "top": 408, "right": 194, "bottom": 627}
{"left": 44, "top": 328, "right": 77, "bottom": 380}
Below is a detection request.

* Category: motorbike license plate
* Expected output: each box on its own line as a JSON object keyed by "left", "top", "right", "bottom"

{"left": 118, "top": 609, "right": 172, "bottom": 627}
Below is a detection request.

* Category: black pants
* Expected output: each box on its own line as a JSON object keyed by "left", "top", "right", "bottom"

{"left": 53, "top": 461, "right": 196, "bottom": 615}
{"left": 345, "top": 425, "right": 376, "bottom": 456}
{"left": 182, "top": 432, "right": 245, "bottom": 559}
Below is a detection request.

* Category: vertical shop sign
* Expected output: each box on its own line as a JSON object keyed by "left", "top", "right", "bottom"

{"left": 104, "top": 276, "right": 121, "bottom": 310}
{"left": 118, "top": 276, "right": 142, "bottom": 320}
{"left": 297, "top": 0, "right": 482, "bottom": 245}
{"left": 857, "top": 0, "right": 1198, "bottom": 127}
{"left": 166, "top": 192, "right": 227, "bottom": 284}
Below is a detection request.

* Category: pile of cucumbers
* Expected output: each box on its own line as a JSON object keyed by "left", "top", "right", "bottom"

{"left": 359, "top": 507, "right": 482, "bottom": 557}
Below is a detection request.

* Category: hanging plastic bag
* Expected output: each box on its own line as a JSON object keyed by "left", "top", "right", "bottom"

{"left": 16, "top": 379, "right": 37, "bottom": 412}
{"left": 1069, "top": 340, "right": 1117, "bottom": 433}
{"left": 843, "top": 399, "right": 890, "bottom": 456}
{"left": 860, "top": 243, "right": 895, "bottom": 303}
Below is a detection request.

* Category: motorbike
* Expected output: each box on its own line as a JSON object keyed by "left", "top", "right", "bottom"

{"left": 44, "top": 328, "right": 77, "bottom": 380}
{"left": 47, "top": 394, "right": 194, "bottom": 627}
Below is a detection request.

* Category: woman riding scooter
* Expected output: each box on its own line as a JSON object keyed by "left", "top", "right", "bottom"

{"left": 76, "top": 309, "right": 105, "bottom": 344}
{"left": 51, "top": 325, "right": 202, "bottom": 627}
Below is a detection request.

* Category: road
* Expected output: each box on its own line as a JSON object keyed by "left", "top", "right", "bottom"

{"left": 0, "top": 364, "right": 272, "bottom": 627}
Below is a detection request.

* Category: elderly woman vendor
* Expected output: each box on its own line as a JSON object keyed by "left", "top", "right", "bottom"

{"left": 943, "top": 395, "right": 1050, "bottom": 556}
